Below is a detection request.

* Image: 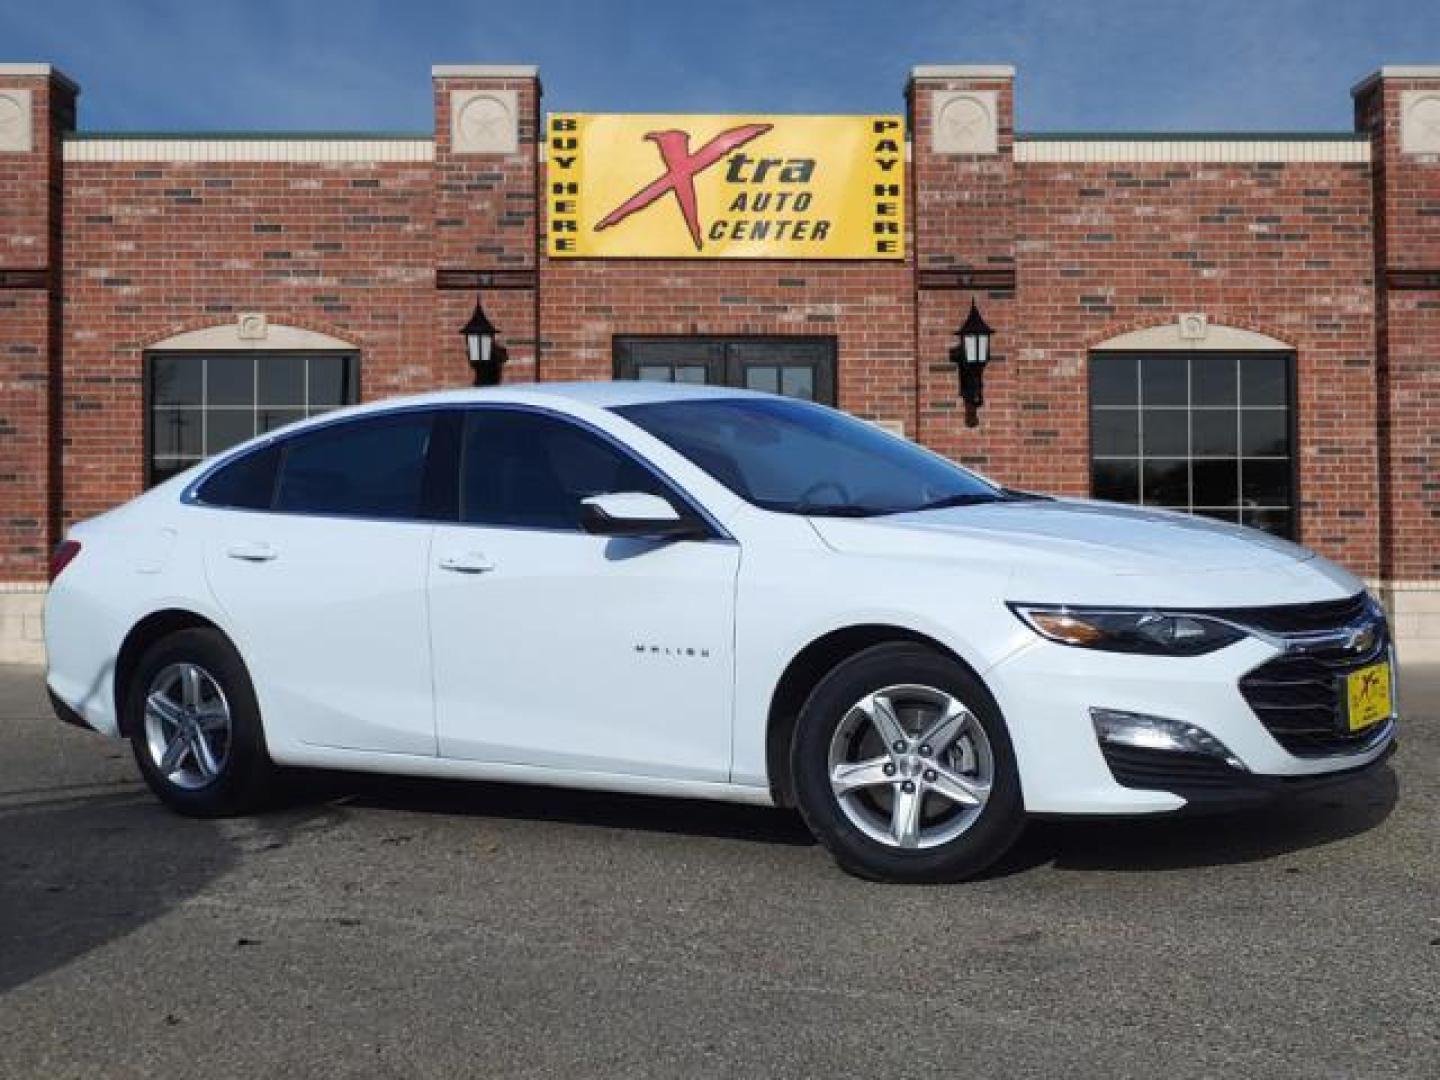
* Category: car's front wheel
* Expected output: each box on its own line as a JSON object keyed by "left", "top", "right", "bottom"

{"left": 125, "top": 627, "right": 275, "bottom": 817}
{"left": 792, "top": 643, "right": 1024, "bottom": 883}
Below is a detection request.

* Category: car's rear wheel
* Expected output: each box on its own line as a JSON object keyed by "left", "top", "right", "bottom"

{"left": 791, "top": 642, "right": 1024, "bottom": 883}
{"left": 125, "top": 627, "right": 275, "bottom": 817}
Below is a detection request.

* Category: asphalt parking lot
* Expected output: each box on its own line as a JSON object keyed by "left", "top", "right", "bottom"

{"left": 1, "top": 664, "right": 1436, "bottom": 1079}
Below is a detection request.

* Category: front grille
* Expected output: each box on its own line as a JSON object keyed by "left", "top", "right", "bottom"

{"left": 1102, "top": 743, "right": 1246, "bottom": 791}
{"left": 1237, "top": 600, "right": 1392, "bottom": 757}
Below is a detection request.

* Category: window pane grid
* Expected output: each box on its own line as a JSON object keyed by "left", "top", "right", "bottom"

{"left": 147, "top": 353, "right": 358, "bottom": 487}
{"left": 1089, "top": 352, "right": 1293, "bottom": 538}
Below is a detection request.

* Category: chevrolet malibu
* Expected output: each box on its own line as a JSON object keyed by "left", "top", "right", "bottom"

{"left": 44, "top": 383, "right": 1398, "bottom": 882}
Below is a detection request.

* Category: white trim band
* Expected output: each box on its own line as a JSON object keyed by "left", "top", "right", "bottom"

{"left": 1094, "top": 323, "right": 1294, "bottom": 352}
{"left": 0, "top": 62, "right": 78, "bottom": 92}
{"left": 147, "top": 322, "right": 358, "bottom": 352}
{"left": 911, "top": 65, "right": 1015, "bottom": 80}
{"left": 1015, "top": 139, "right": 1370, "bottom": 163}
{"left": 431, "top": 65, "right": 539, "bottom": 79}
{"left": 63, "top": 138, "right": 435, "bottom": 163}
{"left": 1352, "top": 66, "right": 1440, "bottom": 95}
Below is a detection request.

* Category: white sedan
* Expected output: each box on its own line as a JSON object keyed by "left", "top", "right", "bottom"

{"left": 44, "top": 383, "right": 1397, "bottom": 881}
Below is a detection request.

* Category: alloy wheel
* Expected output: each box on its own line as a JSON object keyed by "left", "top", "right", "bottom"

{"left": 826, "top": 683, "right": 994, "bottom": 850}
{"left": 142, "top": 662, "right": 233, "bottom": 791}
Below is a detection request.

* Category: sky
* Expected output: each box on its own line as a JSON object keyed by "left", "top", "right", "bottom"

{"left": 2, "top": 0, "right": 1437, "bottom": 133}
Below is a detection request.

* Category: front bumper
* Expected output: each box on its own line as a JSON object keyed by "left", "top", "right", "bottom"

{"left": 1095, "top": 726, "right": 1396, "bottom": 814}
{"left": 987, "top": 631, "right": 1399, "bottom": 816}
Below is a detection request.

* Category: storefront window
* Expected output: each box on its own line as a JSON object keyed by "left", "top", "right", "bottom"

{"left": 146, "top": 352, "right": 359, "bottom": 486}
{"left": 614, "top": 337, "right": 836, "bottom": 406}
{"left": 1089, "top": 351, "right": 1295, "bottom": 538}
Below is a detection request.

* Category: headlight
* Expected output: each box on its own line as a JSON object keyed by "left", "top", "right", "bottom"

{"left": 1008, "top": 603, "right": 1246, "bottom": 656}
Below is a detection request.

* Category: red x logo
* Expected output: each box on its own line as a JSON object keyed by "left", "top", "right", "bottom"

{"left": 595, "top": 123, "right": 773, "bottom": 251}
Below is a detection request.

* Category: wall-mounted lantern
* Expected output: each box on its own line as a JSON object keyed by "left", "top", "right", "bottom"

{"left": 949, "top": 299, "right": 994, "bottom": 427}
{"left": 461, "top": 294, "right": 507, "bottom": 387}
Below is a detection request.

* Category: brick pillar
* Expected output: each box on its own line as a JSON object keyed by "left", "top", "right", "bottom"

{"left": 0, "top": 64, "right": 76, "bottom": 659}
{"left": 1354, "top": 66, "right": 1440, "bottom": 659}
{"left": 907, "top": 65, "right": 1020, "bottom": 476}
{"left": 430, "top": 65, "right": 541, "bottom": 386}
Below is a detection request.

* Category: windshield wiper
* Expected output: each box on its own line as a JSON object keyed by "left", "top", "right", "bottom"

{"left": 909, "top": 492, "right": 998, "bottom": 512}
{"left": 792, "top": 503, "right": 892, "bottom": 518}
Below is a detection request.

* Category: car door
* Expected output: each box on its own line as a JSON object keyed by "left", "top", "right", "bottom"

{"left": 428, "top": 405, "right": 740, "bottom": 781}
{"left": 201, "top": 408, "right": 444, "bottom": 756}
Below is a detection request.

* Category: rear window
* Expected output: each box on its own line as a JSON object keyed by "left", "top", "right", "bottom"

{"left": 193, "top": 444, "right": 281, "bottom": 510}
{"left": 273, "top": 412, "right": 435, "bottom": 520}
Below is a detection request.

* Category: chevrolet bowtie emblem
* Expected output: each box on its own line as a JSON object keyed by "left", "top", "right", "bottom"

{"left": 595, "top": 123, "right": 773, "bottom": 251}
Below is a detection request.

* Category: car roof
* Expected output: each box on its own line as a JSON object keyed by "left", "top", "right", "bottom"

{"left": 321, "top": 380, "right": 775, "bottom": 420}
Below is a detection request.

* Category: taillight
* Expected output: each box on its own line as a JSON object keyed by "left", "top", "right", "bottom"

{"left": 50, "top": 539, "right": 82, "bottom": 580}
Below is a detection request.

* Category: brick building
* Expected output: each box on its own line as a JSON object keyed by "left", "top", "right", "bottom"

{"left": 1, "top": 61, "right": 1437, "bottom": 661}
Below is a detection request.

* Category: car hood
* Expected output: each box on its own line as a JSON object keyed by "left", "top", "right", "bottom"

{"left": 808, "top": 498, "right": 1363, "bottom": 607}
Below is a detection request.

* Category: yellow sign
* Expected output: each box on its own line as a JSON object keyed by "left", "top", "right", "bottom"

{"left": 1345, "top": 660, "right": 1392, "bottom": 731}
{"left": 547, "top": 113, "right": 905, "bottom": 259}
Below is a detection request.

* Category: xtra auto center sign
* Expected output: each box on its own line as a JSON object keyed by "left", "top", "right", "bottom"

{"left": 546, "top": 114, "right": 905, "bottom": 259}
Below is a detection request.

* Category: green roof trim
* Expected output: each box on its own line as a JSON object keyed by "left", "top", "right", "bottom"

{"left": 1018, "top": 131, "right": 1369, "bottom": 142}
{"left": 66, "top": 131, "right": 432, "bottom": 141}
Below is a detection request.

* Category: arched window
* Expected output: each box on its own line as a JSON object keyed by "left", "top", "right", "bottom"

{"left": 143, "top": 323, "right": 360, "bottom": 486}
{"left": 1088, "top": 324, "right": 1296, "bottom": 539}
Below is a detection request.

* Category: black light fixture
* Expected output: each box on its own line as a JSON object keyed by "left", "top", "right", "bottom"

{"left": 460, "top": 294, "right": 506, "bottom": 386}
{"left": 949, "top": 299, "right": 994, "bottom": 427}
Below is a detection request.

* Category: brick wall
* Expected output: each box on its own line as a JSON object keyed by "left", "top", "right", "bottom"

{"left": 909, "top": 71, "right": 1019, "bottom": 478}
{"left": 1356, "top": 73, "right": 1440, "bottom": 583}
{"left": 907, "top": 73, "right": 1380, "bottom": 576}
{"left": 0, "top": 69, "right": 73, "bottom": 583}
{"left": 1012, "top": 157, "right": 1379, "bottom": 573}
{"left": 536, "top": 259, "right": 916, "bottom": 425}
{"left": 60, "top": 155, "right": 439, "bottom": 525}
{"left": 0, "top": 60, "right": 1435, "bottom": 635}
{"left": 432, "top": 71, "right": 540, "bottom": 383}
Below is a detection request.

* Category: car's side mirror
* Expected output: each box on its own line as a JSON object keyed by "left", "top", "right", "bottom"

{"left": 580, "top": 492, "right": 707, "bottom": 540}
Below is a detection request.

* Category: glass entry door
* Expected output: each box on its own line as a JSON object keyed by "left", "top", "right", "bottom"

{"left": 614, "top": 336, "right": 836, "bottom": 406}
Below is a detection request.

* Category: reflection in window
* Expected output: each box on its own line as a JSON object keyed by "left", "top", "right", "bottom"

{"left": 742, "top": 365, "right": 816, "bottom": 401}
{"left": 636, "top": 363, "right": 708, "bottom": 384}
{"left": 147, "top": 353, "right": 358, "bottom": 486}
{"left": 1089, "top": 352, "right": 1294, "bottom": 538}
{"left": 461, "top": 409, "right": 672, "bottom": 530}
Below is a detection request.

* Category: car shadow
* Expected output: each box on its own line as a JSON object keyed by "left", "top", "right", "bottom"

{"left": 986, "top": 761, "right": 1401, "bottom": 878}
{"left": 0, "top": 790, "right": 230, "bottom": 994}
{"left": 286, "top": 770, "right": 818, "bottom": 847}
{"left": 283, "top": 757, "right": 1400, "bottom": 874}
{"left": 0, "top": 786, "right": 347, "bottom": 996}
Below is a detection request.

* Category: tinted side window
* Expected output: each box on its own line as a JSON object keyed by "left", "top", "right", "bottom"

{"left": 275, "top": 412, "right": 434, "bottom": 520}
{"left": 194, "top": 443, "right": 282, "bottom": 509}
{"left": 461, "top": 410, "right": 671, "bottom": 530}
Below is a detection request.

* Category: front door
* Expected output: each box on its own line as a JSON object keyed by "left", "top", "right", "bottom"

{"left": 614, "top": 336, "right": 837, "bottom": 405}
{"left": 428, "top": 406, "right": 740, "bottom": 781}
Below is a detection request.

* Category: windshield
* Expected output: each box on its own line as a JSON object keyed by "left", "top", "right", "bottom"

{"left": 615, "top": 397, "right": 1005, "bottom": 517}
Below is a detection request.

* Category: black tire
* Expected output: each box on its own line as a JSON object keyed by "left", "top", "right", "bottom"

{"left": 791, "top": 642, "right": 1025, "bottom": 883}
{"left": 124, "top": 627, "right": 275, "bottom": 817}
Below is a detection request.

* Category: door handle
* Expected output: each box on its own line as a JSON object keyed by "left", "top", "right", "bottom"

{"left": 225, "top": 541, "right": 278, "bottom": 563}
{"left": 438, "top": 551, "right": 495, "bottom": 574}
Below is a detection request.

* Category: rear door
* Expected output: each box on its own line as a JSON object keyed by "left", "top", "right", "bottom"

{"left": 200, "top": 409, "right": 445, "bottom": 755}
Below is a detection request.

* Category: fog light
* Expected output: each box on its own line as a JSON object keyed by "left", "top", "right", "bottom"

{"left": 1089, "top": 708, "right": 1246, "bottom": 771}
